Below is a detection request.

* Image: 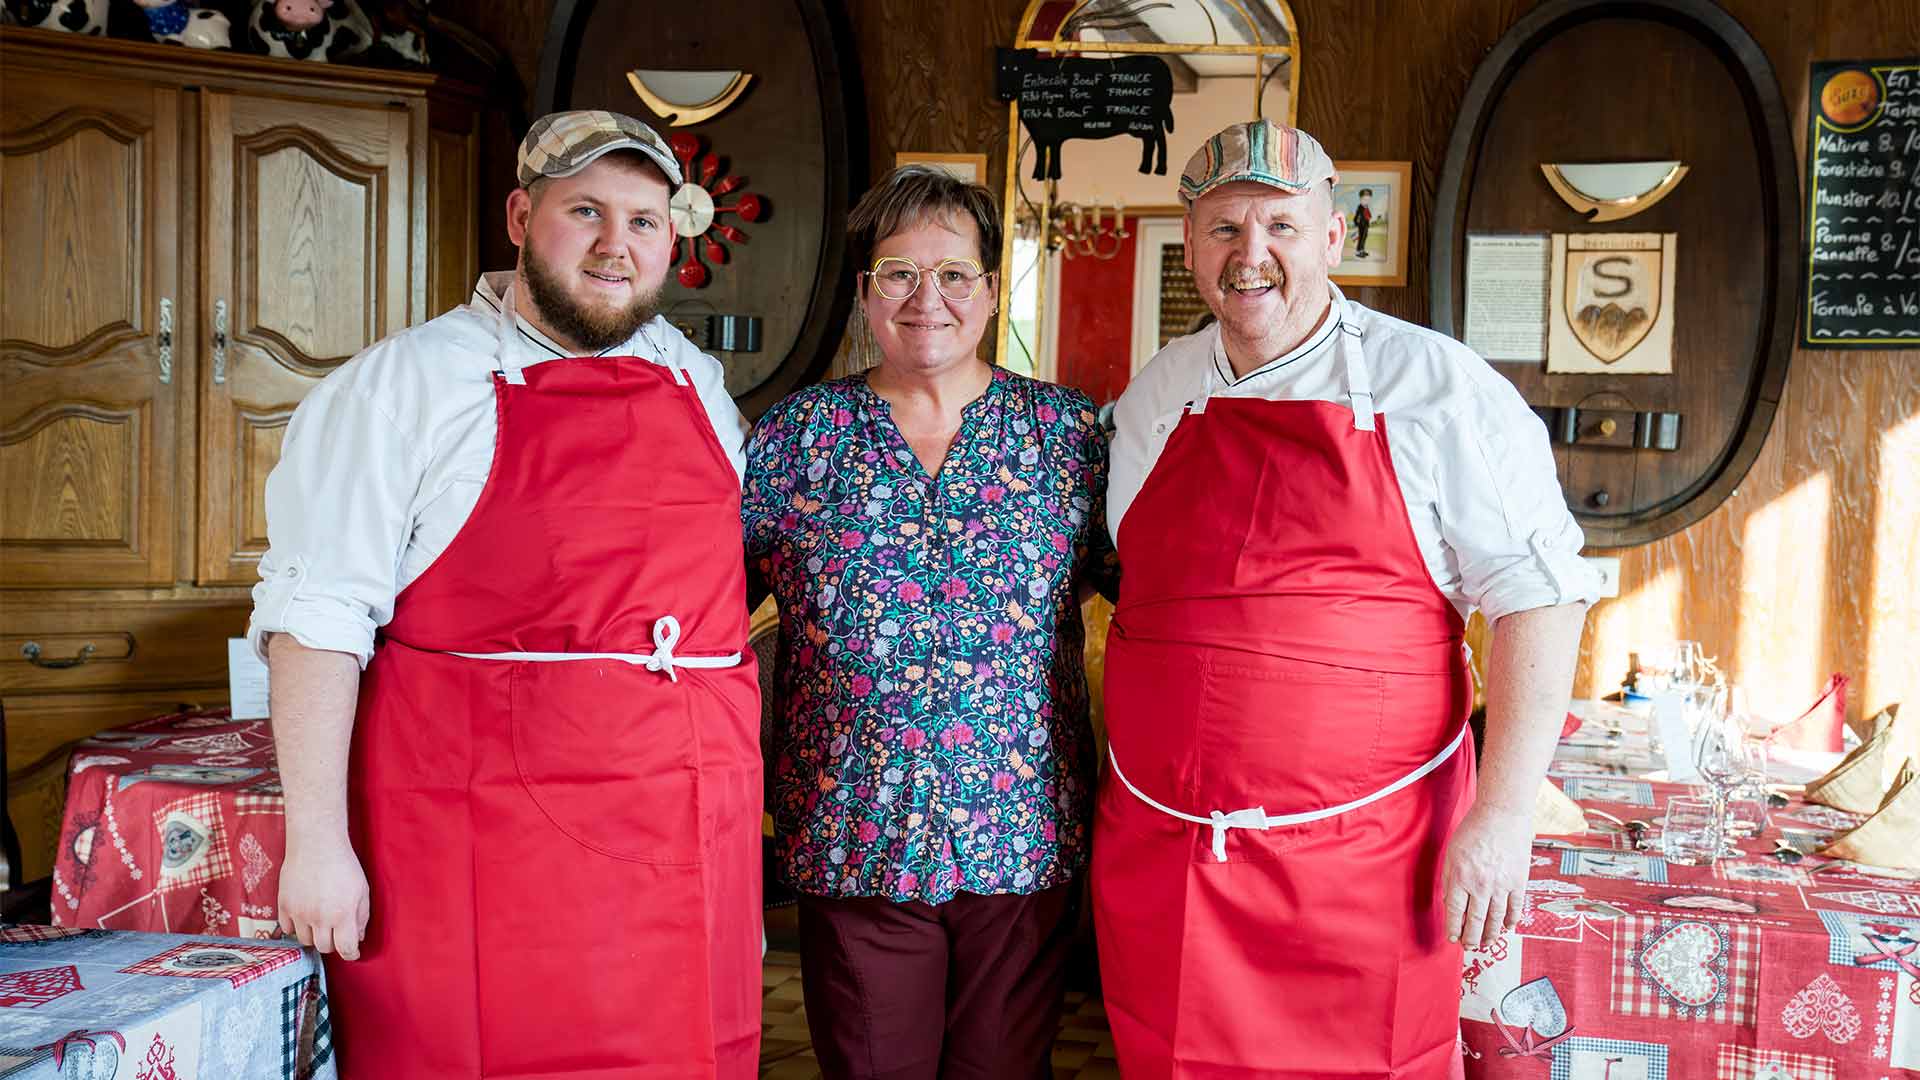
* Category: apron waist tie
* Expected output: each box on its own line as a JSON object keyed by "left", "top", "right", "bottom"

{"left": 1108, "top": 722, "right": 1470, "bottom": 862}
{"left": 444, "top": 615, "right": 742, "bottom": 683}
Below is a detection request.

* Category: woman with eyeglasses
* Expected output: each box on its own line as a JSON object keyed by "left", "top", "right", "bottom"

{"left": 741, "top": 165, "right": 1116, "bottom": 1079}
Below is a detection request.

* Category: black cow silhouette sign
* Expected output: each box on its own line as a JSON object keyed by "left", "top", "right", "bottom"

{"left": 995, "top": 48, "right": 1176, "bottom": 181}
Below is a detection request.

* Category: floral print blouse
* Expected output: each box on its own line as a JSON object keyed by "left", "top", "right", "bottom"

{"left": 742, "top": 367, "right": 1116, "bottom": 904}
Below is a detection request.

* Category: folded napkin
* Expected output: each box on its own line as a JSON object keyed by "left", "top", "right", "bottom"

{"left": 1804, "top": 704, "right": 1904, "bottom": 813}
{"left": 1768, "top": 672, "right": 1850, "bottom": 753}
{"left": 1534, "top": 778, "right": 1588, "bottom": 836}
{"left": 1819, "top": 759, "right": 1919, "bottom": 870}
{"left": 1560, "top": 711, "right": 1582, "bottom": 740}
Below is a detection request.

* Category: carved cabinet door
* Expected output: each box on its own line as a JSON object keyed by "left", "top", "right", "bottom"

{"left": 0, "top": 70, "right": 183, "bottom": 588}
{"left": 196, "top": 90, "right": 412, "bottom": 585}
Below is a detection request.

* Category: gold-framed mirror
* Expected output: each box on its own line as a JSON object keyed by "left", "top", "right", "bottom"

{"left": 995, "top": 0, "right": 1301, "bottom": 387}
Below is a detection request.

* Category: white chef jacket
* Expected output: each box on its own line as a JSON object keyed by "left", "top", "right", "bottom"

{"left": 1110, "top": 286, "right": 1600, "bottom": 622}
{"left": 247, "top": 271, "right": 751, "bottom": 668}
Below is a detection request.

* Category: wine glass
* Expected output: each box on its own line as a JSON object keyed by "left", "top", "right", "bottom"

{"left": 1723, "top": 684, "right": 1775, "bottom": 838}
{"left": 1690, "top": 680, "right": 1746, "bottom": 856}
{"left": 1638, "top": 640, "right": 1708, "bottom": 758}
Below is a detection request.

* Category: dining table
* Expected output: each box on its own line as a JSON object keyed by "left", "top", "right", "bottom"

{"left": 1458, "top": 699, "right": 1919, "bottom": 1079}
{"left": 46, "top": 708, "right": 284, "bottom": 939}
{"left": 0, "top": 922, "right": 333, "bottom": 1079}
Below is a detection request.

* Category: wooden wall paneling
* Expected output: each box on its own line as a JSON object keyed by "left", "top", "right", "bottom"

{"left": 427, "top": 102, "right": 481, "bottom": 320}
{"left": 847, "top": 0, "right": 1025, "bottom": 197}
{"left": 0, "top": 72, "right": 181, "bottom": 588}
{"left": 196, "top": 91, "right": 414, "bottom": 585}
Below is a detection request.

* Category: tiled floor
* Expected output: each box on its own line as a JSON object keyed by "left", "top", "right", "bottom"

{"left": 758, "top": 949, "right": 1122, "bottom": 1079}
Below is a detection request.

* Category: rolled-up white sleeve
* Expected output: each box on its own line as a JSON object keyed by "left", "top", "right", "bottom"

{"left": 1434, "top": 370, "right": 1602, "bottom": 621}
{"left": 247, "top": 379, "right": 428, "bottom": 668}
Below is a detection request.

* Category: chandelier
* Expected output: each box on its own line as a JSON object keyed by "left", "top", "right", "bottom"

{"left": 1017, "top": 198, "right": 1132, "bottom": 260}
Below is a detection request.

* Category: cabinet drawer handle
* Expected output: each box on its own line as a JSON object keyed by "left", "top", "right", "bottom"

{"left": 157, "top": 296, "right": 174, "bottom": 384}
{"left": 212, "top": 297, "right": 229, "bottom": 385}
{"left": 21, "top": 642, "right": 97, "bottom": 669}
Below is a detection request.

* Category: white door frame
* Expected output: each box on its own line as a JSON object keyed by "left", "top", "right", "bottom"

{"left": 1130, "top": 217, "right": 1187, "bottom": 374}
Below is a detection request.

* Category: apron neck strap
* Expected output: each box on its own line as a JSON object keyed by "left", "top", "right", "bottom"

{"left": 495, "top": 282, "right": 529, "bottom": 386}
{"left": 492, "top": 279, "right": 687, "bottom": 386}
{"left": 1336, "top": 303, "right": 1375, "bottom": 431}
{"left": 1190, "top": 330, "right": 1220, "bottom": 414}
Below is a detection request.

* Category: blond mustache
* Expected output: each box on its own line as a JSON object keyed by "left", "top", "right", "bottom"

{"left": 1221, "top": 268, "right": 1281, "bottom": 290}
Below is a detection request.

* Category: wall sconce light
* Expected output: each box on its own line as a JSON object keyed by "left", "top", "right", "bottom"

{"left": 1541, "top": 161, "right": 1689, "bottom": 222}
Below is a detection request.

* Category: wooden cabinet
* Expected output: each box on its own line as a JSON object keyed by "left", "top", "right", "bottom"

{"left": 1, "top": 26, "right": 483, "bottom": 881}
{"left": 198, "top": 91, "right": 417, "bottom": 583}
{"left": 0, "top": 69, "right": 184, "bottom": 590}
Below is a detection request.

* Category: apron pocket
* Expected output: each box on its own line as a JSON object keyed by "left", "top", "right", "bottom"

{"left": 509, "top": 662, "right": 705, "bottom": 864}
{"left": 1194, "top": 657, "right": 1387, "bottom": 811}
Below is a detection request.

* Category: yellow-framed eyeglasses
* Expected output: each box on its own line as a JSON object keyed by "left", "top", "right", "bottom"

{"left": 862, "top": 256, "right": 992, "bottom": 302}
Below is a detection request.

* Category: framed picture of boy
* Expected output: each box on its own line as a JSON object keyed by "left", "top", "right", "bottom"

{"left": 1330, "top": 161, "right": 1411, "bottom": 288}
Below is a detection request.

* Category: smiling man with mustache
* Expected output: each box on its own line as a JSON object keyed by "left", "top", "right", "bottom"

{"left": 250, "top": 110, "right": 760, "bottom": 1078}
{"left": 1093, "top": 119, "right": 1600, "bottom": 1079}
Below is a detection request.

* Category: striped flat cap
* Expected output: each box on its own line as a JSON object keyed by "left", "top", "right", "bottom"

{"left": 1178, "top": 119, "right": 1337, "bottom": 205}
{"left": 517, "top": 109, "right": 682, "bottom": 188}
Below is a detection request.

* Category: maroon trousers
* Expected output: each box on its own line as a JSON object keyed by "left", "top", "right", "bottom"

{"left": 797, "top": 884, "right": 1077, "bottom": 1080}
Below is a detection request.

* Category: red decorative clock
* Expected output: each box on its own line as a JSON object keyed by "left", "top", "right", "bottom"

{"left": 666, "top": 132, "right": 768, "bottom": 288}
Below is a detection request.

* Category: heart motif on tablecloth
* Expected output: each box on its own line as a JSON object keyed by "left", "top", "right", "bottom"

{"left": 239, "top": 833, "right": 273, "bottom": 893}
{"left": 1780, "top": 972, "right": 1862, "bottom": 1042}
{"left": 1815, "top": 889, "right": 1919, "bottom": 915}
{"left": 220, "top": 992, "right": 269, "bottom": 1068}
{"left": 1638, "top": 920, "right": 1723, "bottom": 1007}
{"left": 1497, "top": 977, "right": 1570, "bottom": 1038}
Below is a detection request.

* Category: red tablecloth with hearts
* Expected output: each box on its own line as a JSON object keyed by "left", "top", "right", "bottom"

{"left": 47, "top": 708, "right": 286, "bottom": 939}
{"left": 1459, "top": 709, "right": 1920, "bottom": 1079}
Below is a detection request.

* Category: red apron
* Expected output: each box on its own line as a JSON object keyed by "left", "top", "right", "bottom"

{"left": 327, "top": 291, "right": 762, "bottom": 1078}
{"left": 1093, "top": 319, "right": 1476, "bottom": 1079}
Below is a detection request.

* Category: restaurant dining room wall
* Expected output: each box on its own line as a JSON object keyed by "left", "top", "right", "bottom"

{"left": 436, "top": 0, "right": 1917, "bottom": 724}
{"left": 1278, "top": 0, "right": 1918, "bottom": 728}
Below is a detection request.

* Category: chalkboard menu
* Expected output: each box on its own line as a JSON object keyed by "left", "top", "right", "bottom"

{"left": 994, "top": 48, "right": 1176, "bottom": 182}
{"left": 1803, "top": 58, "right": 1920, "bottom": 348}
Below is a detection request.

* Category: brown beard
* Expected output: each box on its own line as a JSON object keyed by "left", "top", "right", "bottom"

{"left": 519, "top": 234, "right": 662, "bottom": 353}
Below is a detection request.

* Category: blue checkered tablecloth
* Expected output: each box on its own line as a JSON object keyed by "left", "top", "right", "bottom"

{"left": 0, "top": 924, "right": 333, "bottom": 1079}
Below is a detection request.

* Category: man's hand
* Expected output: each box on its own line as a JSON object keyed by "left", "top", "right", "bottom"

{"left": 279, "top": 834, "right": 370, "bottom": 960}
{"left": 1441, "top": 804, "right": 1533, "bottom": 949}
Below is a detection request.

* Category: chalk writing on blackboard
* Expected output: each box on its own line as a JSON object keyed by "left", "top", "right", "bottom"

{"left": 1803, "top": 59, "right": 1920, "bottom": 348}
{"left": 994, "top": 48, "right": 1175, "bottom": 182}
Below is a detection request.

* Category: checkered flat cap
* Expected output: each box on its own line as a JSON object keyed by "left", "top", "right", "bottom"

{"left": 517, "top": 109, "right": 682, "bottom": 188}
{"left": 1179, "top": 119, "right": 1337, "bottom": 205}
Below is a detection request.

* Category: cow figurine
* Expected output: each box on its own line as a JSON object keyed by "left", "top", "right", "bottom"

{"left": 1, "top": 0, "right": 105, "bottom": 34}
{"left": 135, "top": 0, "right": 232, "bottom": 49}
{"left": 247, "top": 0, "right": 372, "bottom": 62}
{"left": 996, "top": 48, "right": 1176, "bottom": 182}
